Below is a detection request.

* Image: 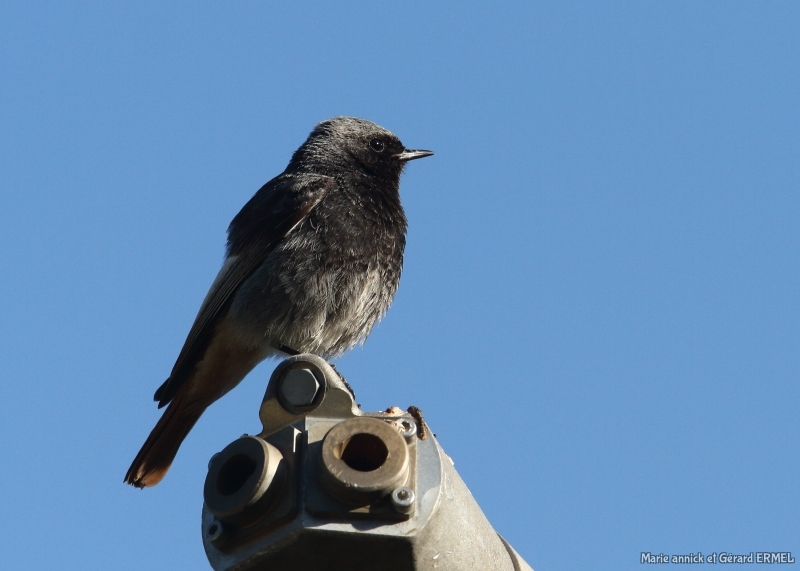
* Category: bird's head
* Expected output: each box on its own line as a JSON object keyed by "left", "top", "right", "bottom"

{"left": 288, "top": 116, "right": 433, "bottom": 181}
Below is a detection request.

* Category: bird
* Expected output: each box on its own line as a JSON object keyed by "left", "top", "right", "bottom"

{"left": 124, "top": 117, "right": 432, "bottom": 488}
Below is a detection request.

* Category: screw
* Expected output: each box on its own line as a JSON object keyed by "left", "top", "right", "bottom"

{"left": 400, "top": 419, "right": 417, "bottom": 441}
{"left": 390, "top": 486, "right": 415, "bottom": 514}
{"left": 205, "top": 519, "right": 225, "bottom": 544}
{"left": 279, "top": 367, "right": 320, "bottom": 407}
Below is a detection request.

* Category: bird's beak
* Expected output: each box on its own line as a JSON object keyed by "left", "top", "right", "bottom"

{"left": 396, "top": 149, "right": 434, "bottom": 162}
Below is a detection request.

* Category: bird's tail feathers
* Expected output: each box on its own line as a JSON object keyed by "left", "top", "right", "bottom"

{"left": 124, "top": 394, "right": 204, "bottom": 488}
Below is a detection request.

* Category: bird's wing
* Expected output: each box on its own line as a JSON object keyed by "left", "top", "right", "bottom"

{"left": 154, "top": 173, "right": 335, "bottom": 407}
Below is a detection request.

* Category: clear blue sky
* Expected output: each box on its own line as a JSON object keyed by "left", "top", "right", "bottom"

{"left": 1, "top": 3, "right": 798, "bottom": 570}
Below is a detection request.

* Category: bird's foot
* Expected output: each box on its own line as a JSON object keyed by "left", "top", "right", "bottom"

{"left": 407, "top": 406, "right": 429, "bottom": 440}
{"left": 329, "top": 363, "right": 356, "bottom": 400}
{"left": 277, "top": 346, "right": 356, "bottom": 401}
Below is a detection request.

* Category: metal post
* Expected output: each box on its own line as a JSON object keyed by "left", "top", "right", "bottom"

{"left": 201, "top": 354, "right": 534, "bottom": 571}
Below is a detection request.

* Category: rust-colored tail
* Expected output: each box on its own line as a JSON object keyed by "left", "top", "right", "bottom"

{"left": 125, "top": 395, "right": 205, "bottom": 488}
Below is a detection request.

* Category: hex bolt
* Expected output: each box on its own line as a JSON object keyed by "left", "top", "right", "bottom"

{"left": 205, "top": 519, "right": 225, "bottom": 544}
{"left": 280, "top": 367, "right": 320, "bottom": 408}
{"left": 390, "top": 486, "right": 415, "bottom": 514}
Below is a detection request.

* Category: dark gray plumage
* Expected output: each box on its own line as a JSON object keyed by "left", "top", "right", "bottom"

{"left": 125, "top": 117, "right": 432, "bottom": 487}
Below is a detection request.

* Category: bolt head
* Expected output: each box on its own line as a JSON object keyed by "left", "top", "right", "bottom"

{"left": 400, "top": 419, "right": 417, "bottom": 440}
{"left": 205, "top": 519, "right": 225, "bottom": 543}
{"left": 280, "top": 367, "right": 320, "bottom": 407}
{"left": 390, "top": 486, "right": 415, "bottom": 513}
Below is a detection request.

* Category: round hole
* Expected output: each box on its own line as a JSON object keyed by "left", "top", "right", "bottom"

{"left": 341, "top": 433, "right": 388, "bottom": 472}
{"left": 216, "top": 454, "right": 257, "bottom": 496}
{"left": 209, "top": 523, "right": 219, "bottom": 535}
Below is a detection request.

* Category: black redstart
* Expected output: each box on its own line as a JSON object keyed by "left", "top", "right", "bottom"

{"left": 125, "top": 117, "right": 432, "bottom": 487}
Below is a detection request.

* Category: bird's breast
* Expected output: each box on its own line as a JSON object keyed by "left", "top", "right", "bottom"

{"left": 227, "top": 185, "right": 406, "bottom": 358}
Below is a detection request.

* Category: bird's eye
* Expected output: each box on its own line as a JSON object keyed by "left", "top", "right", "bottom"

{"left": 369, "top": 138, "right": 385, "bottom": 152}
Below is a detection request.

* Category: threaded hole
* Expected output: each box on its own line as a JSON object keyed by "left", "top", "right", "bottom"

{"left": 217, "top": 454, "right": 256, "bottom": 496}
{"left": 341, "top": 433, "right": 388, "bottom": 472}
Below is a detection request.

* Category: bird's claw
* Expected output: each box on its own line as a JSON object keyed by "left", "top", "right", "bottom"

{"left": 329, "top": 363, "right": 356, "bottom": 400}
{"left": 407, "top": 406, "right": 429, "bottom": 440}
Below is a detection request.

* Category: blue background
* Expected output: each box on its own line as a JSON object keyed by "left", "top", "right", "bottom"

{"left": 1, "top": 2, "right": 797, "bottom": 569}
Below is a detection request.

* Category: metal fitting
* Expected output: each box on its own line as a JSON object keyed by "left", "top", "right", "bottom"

{"left": 203, "top": 355, "right": 537, "bottom": 571}
{"left": 204, "top": 518, "right": 225, "bottom": 545}
{"left": 204, "top": 436, "right": 286, "bottom": 527}
{"left": 277, "top": 364, "right": 324, "bottom": 413}
{"left": 207, "top": 452, "right": 219, "bottom": 471}
{"left": 399, "top": 419, "right": 417, "bottom": 441}
{"left": 319, "top": 416, "right": 410, "bottom": 505}
{"left": 390, "top": 486, "right": 415, "bottom": 513}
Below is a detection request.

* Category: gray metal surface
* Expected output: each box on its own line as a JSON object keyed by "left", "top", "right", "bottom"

{"left": 202, "top": 354, "right": 534, "bottom": 571}
{"left": 279, "top": 368, "right": 320, "bottom": 407}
